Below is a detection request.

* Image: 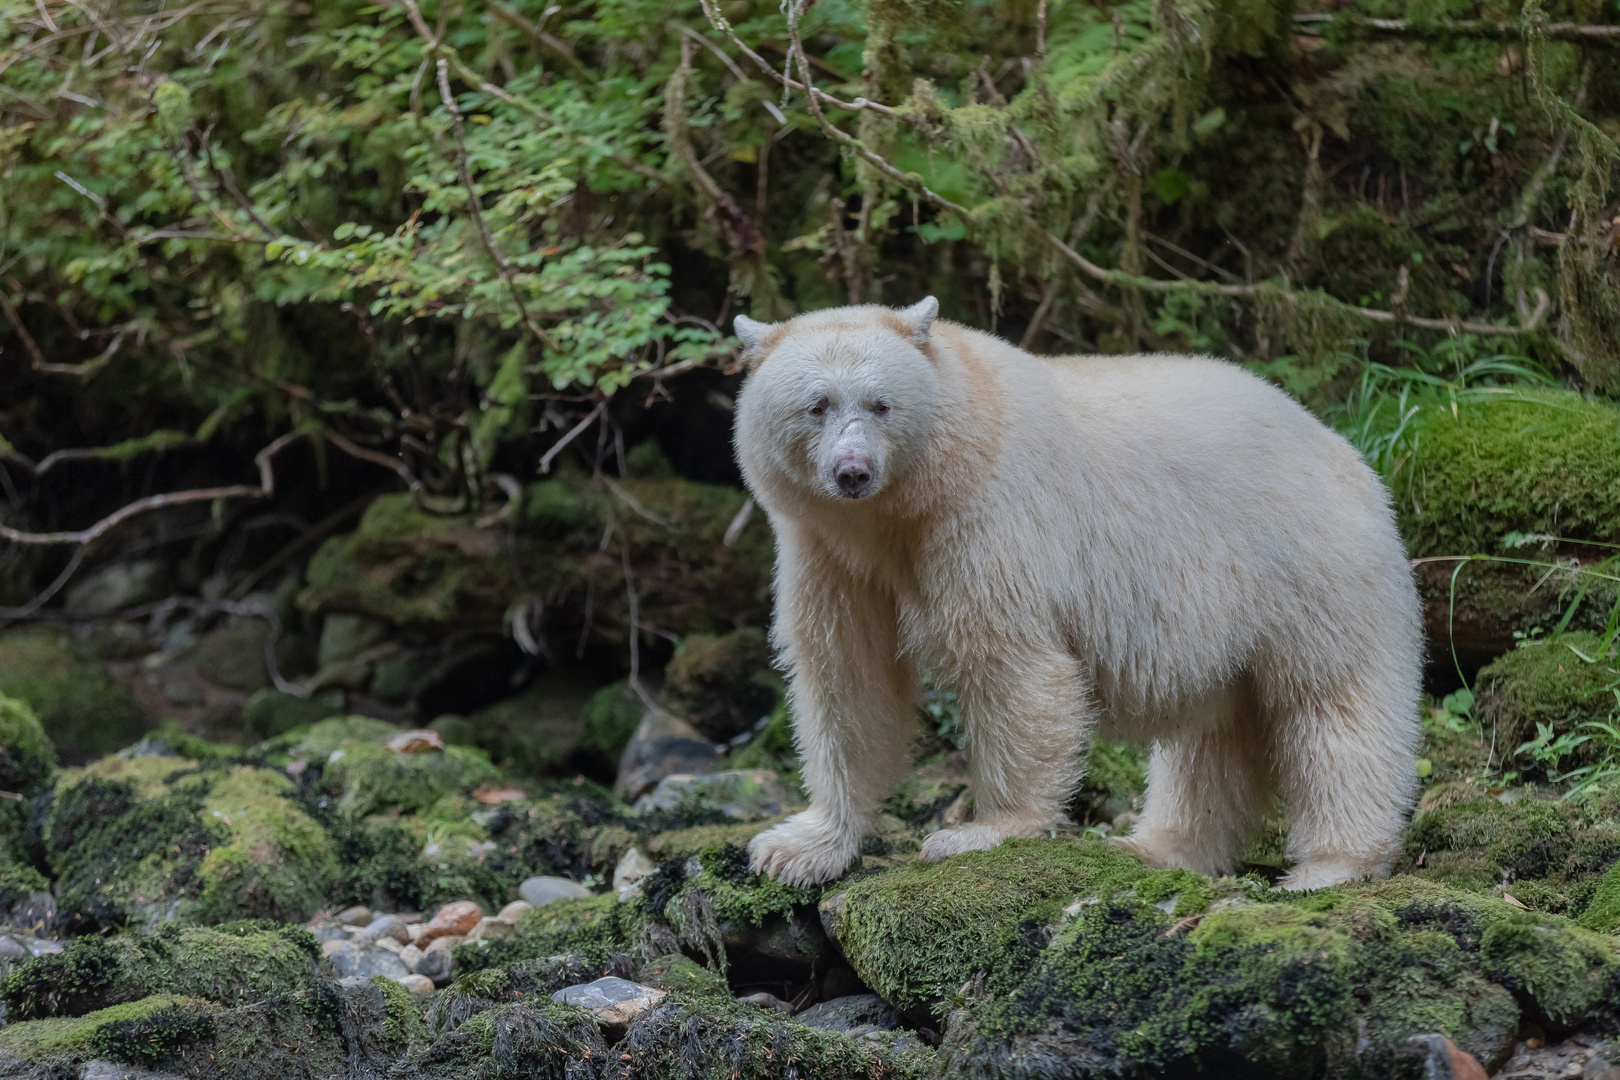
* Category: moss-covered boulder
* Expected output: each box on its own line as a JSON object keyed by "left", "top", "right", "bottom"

{"left": 0, "top": 977, "right": 409, "bottom": 1079}
{"left": 1476, "top": 633, "right": 1620, "bottom": 772}
{"left": 43, "top": 755, "right": 336, "bottom": 931}
{"left": 2, "top": 923, "right": 320, "bottom": 1019}
{"left": 661, "top": 628, "right": 781, "bottom": 743}
{"left": 0, "top": 692, "right": 53, "bottom": 863}
{"left": 828, "top": 836, "right": 1620, "bottom": 1077}
{"left": 0, "top": 629, "right": 150, "bottom": 764}
{"left": 1397, "top": 782, "right": 1620, "bottom": 914}
{"left": 1395, "top": 392, "right": 1620, "bottom": 658}
{"left": 297, "top": 467, "right": 774, "bottom": 649}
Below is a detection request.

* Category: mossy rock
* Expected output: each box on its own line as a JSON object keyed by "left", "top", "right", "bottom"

{"left": 638, "top": 952, "right": 730, "bottom": 996}
{"left": 315, "top": 725, "right": 497, "bottom": 817}
{"left": 240, "top": 689, "right": 344, "bottom": 741}
{"left": 449, "top": 670, "right": 600, "bottom": 779}
{"left": 618, "top": 991, "right": 936, "bottom": 1079}
{"left": 830, "top": 837, "right": 1619, "bottom": 1077}
{"left": 1397, "top": 782, "right": 1620, "bottom": 909}
{"left": 0, "top": 993, "right": 216, "bottom": 1067}
{"left": 1476, "top": 633, "right": 1620, "bottom": 772}
{"left": 1398, "top": 392, "right": 1620, "bottom": 559}
{"left": 1579, "top": 858, "right": 1620, "bottom": 933}
{"left": 0, "top": 692, "right": 53, "bottom": 862}
{"left": 462, "top": 892, "right": 640, "bottom": 972}
{"left": 297, "top": 470, "right": 773, "bottom": 646}
{"left": 399, "top": 998, "right": 608, "bottom": 1079}
{"left": 1397, "top": 393, "right": 1620, "bottom": 656}
{"left": 2, "top": 923, "right": 320, "bottom": 1020}
{"left": 661, "top": 628, "right": 781, "bottom": 743}
{"left": 0, "top": 629, "right": 149, "bottom": 765}
{"left": 424, "top": 954, "right": 603, "bottom": 1036}
{"left": 43, "top": 756, "right": 336, "bottom": 931}
{"left": 578, "top": 679, "right": 644, "bottom": 761}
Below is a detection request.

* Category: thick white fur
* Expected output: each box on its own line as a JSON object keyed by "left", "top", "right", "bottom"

{"left": 733, "top": 300, "right": 1423, "bottom": 890}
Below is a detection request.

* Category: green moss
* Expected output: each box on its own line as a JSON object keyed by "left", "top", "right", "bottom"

{"left": 619, "top": 992, "right": 934, "bottom": 1079}
{"left": 644, "top": 820, "right": 780, "bottom": 861}
{"left": 1398, "top": 392, "right": 1620, "bottom": 559}
{"left": 1398, "top": 783, "right": 1620, "bottom": 902}
{"left": 0, "top": 629, "right": 149, "bottom": 765}
{"left": 3, "top": 924, "right": 318, "bottom": 1019}
{"left": 578, "top": 680, "right": 643, "bottom": 759}
{"left": 196, "top": 766, "right": 337, "bottom": 923}
{"left": 464, "top": 893, "right": 642, "bottom": 972}
{"left": 637, "top": 953, "right": 729, "bottom": 996}
{"left": 241, "top": 689, "right": 343, "bottom": 741}
{"left": 327, "top": 814, "right": 508, "bottom": 915}
{"left": 44, "top": 757, "right": 338, "bottom": 930}
{"left": 425, "top": 955, "right": 602, "bottom": 1038}
{"left": 1577, "top": 858, "right": 1620, "bottom": 933}
{"left": 322, "top": 736, "right": 498, "bottom": 818}
{"left": 832, "top": 836, "right": 1156, "bottom": 1015}
{"left": 1477, "top": 633, "right": 1620, "bottom": 771}
{"left": 661, "top": 629, "right": 780, "bottom": 742}
{"left": 371, "top": 974, "right": 422, "bottom": 1050}
{"left": 683, "top": 843, "right": 818, "bottom": 928}
{"left": 0, "top": 994, "right": 214, "bottom": 1063}
{"left": 0, "top": 692, "right": 53, "bottom": 862}
{"left": 270, "top": 714, "right": 401, "bottom": 759}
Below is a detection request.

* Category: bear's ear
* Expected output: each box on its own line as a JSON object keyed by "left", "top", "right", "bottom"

{"left": 897, "top": 296, "right": 939, "bottom": 345}
{"left": 734, "top": 314, "right": 771, "bottom": 352}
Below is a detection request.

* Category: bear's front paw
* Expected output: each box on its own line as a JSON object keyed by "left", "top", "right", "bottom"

{"left": 920, "top": 821, "right": 1037, "bottom": 862}
{"left": 747, "top": 813, "right": 859, "bottom": 886}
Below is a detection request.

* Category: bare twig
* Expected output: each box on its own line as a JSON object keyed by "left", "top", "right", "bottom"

{"left": 0, "top": 288, "right": 115, "bottom": 377}
{"left": 538, "top": 400, "right": 606, "bottom": 474}
{"left": 697, "top": 0, "right": 896, "bottom": 116}
{"left": 484, "top": 0, "right": 589, "bottom": 78}
{"left": 722, "top": 496, "right": 755, "bottom": 546}
{"left": 434, "top": 58, "right": 559, "bottom": 352}
{"left": 667, "top": 38, "right": 765, "bottom": 258}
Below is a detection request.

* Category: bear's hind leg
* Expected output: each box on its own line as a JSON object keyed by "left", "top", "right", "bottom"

{"left": 1117, "top": 685, "right": 1274, "bottom": 877}
{"left": 1269, "top": 675, "right": 1417, "bottom": 891}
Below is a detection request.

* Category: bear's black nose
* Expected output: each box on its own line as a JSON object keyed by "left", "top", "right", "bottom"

{"left": 836, "top": 459, "right": 872, "bottom": 496}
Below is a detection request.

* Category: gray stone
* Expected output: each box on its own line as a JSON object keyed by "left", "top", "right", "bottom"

{"left": 322, "top": 940, "right": 408, "bottom": 980}
{"left": 613, "top": 708, "right": 718, "bottom": 802}
{"left": 553, "top": 977, "right": 666, "bottom": 1028}
{"left": 0, "top": 936, "right": 27, "bottom": 958}
{"left": 309, "top": 922, "right": 350, "bottom": 944}
{"left": 413, "top": 940, "right": 455, "bottom": 984}
{"left": 357, "top": 913, "right": 410, "bottom": 946}
{"left": 65, "top": 560, "right": 170, "bottom": 616}
{"left": 519, "top": 876, "right": 593, "bottom": 907}
{"left": 796, "top": 994, "right": 902, "bottom": 1035}
{"left": 337, "top": 905, "right": 373, "bottom": 926}
{"left": 396, "top": 974, "right": 436, "bottom": 999}
{"left": 27, "top": 938, "right": 62, "bottom": 955}
{"left": 633, "top": 769, "right": 793, "bottom": 821}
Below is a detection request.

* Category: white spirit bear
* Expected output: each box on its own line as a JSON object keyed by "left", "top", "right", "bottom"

{"left": 732, "top": 298, "right": 1423, "bottom": 890}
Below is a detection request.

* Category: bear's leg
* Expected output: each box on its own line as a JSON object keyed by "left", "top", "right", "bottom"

{"left": 748, "top": 538, "right": 918, "bottom": 886}
{"left": 1269, "top": 678, "right": 1415, "bottom": 891}
{"left": 1114, "top": 689, "right": 1274, "bottom": 876}
{"left": 919, "top": 648, "right": 1089, "bottom": 862}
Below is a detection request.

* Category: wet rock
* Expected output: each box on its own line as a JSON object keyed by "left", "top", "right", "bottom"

{"left": 189, "top": 615, "right": 274, "bottom": 692}
{"left": 796, "top": 994, "right": 902, "bottom": 1036}
{"left": 1405, "top": 1034, "right": 1489, "bottom": 1080}
{"left": 337, "top": 904, "right": 372, "bottom": 926}
{"left": 416, "top": 900, "right": 483, "bottom": 946}
{"left": 64, "top": 560, "right": 169, "bottom": 616}
{"left": 0, "top": 936, "right": 26, "bottom": 959}
{"left": 634, "top": 769, "right": 793, "bottom": 821}
{"left": 396, "top": 973, "right": 436, "bottom": 999}
{"left": 26, "top": 939, "right": 62, "bottom": 956}
{"left": 496, "top": 900, "right": 533, "bottom": 922}
{"left": 553, "top": 976, "right": 666, "bottom": 1034}
{"left": 660, "top": 628, "right": 780, "bottom": 743}
{"left": 357, "top": 913, "right": 410, "bottom": 946}
{"left": 322, "top": 939, "right": 408, "bottom": 980}
{"left": 613, "top": 707, "right": 718, "bottom": 802}
{"left": 519, "top": 876, "right": 593, "bottom": 908}
{"left": 415, "top": 936, "right": 461, "bottom": 983}
{"left": 613, "top": 848, "right": 656, "bottom": 894}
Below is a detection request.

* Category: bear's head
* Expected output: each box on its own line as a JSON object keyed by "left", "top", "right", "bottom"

{"left": 732, "top": 298, "right": 940, "bottom": 505}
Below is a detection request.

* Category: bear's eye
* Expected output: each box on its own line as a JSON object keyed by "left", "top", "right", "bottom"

{"left": 808, "top": 399, "right": 828, "bottom": 417}
{"left": 872, "top": 401, "right": 891, "bottom": 415}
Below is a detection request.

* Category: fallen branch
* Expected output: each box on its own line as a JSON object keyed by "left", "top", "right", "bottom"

{"left": 1294, "top": 11, "right": 1620, "bottom": 43}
